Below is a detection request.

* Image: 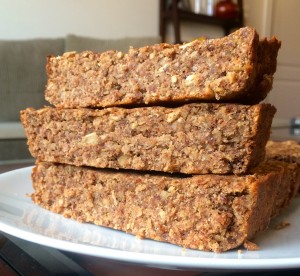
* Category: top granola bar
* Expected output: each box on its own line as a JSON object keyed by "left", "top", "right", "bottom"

{"left": 45, "top": 27, "right": 281, "bottom": 108}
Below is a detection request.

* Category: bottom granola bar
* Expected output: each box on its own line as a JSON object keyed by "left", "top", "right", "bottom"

{"left": 31, "top": 160, "right": 298, "bottom": 252}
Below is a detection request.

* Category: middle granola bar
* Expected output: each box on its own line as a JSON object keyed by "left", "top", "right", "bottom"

{"left": 21, "top": 103, "right": 276, "bottom": 175}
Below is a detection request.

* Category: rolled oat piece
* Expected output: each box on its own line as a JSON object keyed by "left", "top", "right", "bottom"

{"left": 30, "top": 160, "right": 297, "bottom": 252}
{"left": 21, "top": 103, "right": 276, "bottom": 175}
{"left": 45, "top": 27, "right": 281, "bottom": 108}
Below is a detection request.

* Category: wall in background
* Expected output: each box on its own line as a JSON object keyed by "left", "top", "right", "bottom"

{"left": 265, "top": 0, "right": 300, "bottom": 120}
{"left": 0, "top": 0, "right": 159, "bottom": 39}
{"left": 243, "top": 0, "right": 266, "bottom": 35}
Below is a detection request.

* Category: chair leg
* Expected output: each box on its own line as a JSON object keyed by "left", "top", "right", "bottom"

{"left": 171, "top": 0, "right": 181, "bottom": 43}
{"left": 159, "top": 0, "right": 166, "bottom": 42}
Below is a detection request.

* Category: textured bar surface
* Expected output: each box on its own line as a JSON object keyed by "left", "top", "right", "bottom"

{"left": 21, "top": 103, "right": 276, "bottom": 175}
{"left": 266, "top": 140, "right": 300, "bottom": 164}
{"left": 266, "top": 140, "right": 300, "bottom": 195}
{"left": 31, "top": 160, "right": 297, "bottom": 252}
{"left": 45, "top": 27, "right": 281, "bottom": 108}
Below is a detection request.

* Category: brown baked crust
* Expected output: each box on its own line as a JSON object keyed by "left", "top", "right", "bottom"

{"left": 20, "top": 103, "right": 276, "bottom": 175}
{"left": 45, "top": 27, "right": 281, "bottom": 108}
{"left": 266, "top": 140, "right": 300, "bottom": 164}
{"left": 255, "top": 160, "right": 299, "bottom": 217}
{"left": 266, "top": 140, "right": 300, "bottom": 195}
{"left": 30, "top": 160, "right": 294, "bottom": 252}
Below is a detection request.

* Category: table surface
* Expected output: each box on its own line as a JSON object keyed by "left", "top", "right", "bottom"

{"left": 1, "top": 159, "right": 300, "bottom": 275}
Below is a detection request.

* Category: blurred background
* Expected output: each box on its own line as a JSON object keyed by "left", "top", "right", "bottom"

{"left": 0, "top": 0, "right": 299, "bottom": 163}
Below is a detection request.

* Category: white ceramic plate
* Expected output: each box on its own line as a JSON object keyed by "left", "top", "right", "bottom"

{"left": 1, "top": 166, "right": 300, "bottom": 270}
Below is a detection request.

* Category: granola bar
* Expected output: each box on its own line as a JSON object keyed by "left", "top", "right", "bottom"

{"left": 45, "top": 27, "right": 281, "bottom": 108}
{"left": 30, "top": 160, "right": 297, "bottom": 252}
{"left": 21, "top": 103, "right": 276, "bottom": 175}
{"left": 266, "top": 140, "right": 300, "bottom": 196}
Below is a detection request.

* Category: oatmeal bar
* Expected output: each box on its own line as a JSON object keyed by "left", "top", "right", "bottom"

{"left": 21, "top": 103, "right": 276, "bottom": 175}
{"left": 266, "top": 140, "right": 300, "bottom": 195}
{"left": 266, "top": 140, "right": 300, "bottom": 165}
{"left": 31, "top": 160, "right": 297, "bottom": 252}
{"left": 45, "top": 27, "right": 281, "bottom": 108}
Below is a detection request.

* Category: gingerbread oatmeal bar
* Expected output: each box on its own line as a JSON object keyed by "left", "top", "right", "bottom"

{"left": 45, "top": 27, "right": 281, "bottom": 108}
{"left": 21, "top": 103, "right": 276, "bottom": 175}
{"left": 266, "top": 140, "right": 300, "bottom": 195}
{"left": 266, "top": 140, "right": 300, "bottom": 165}
{"left": 31, "top": 160, "right": 297, "bottom": 252}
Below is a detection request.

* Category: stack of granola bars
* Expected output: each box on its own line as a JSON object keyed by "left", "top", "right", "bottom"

{"left": 21, "top": 27, "right": 300, "bottom": 252}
